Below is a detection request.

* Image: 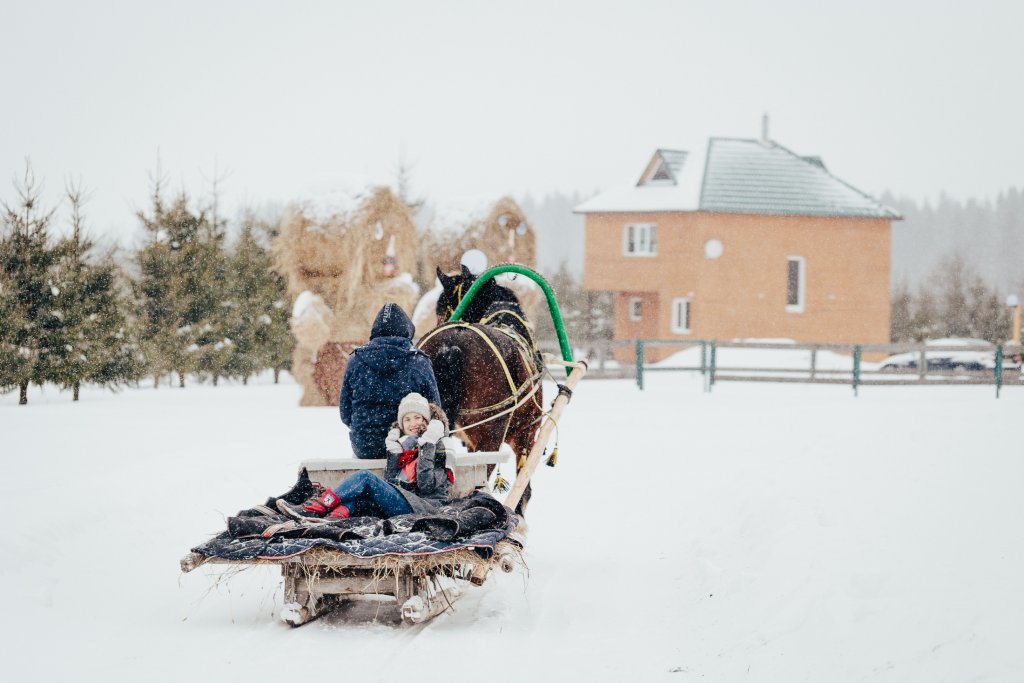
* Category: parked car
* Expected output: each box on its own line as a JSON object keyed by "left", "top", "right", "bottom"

{"left": 879, "top": 338, "right": 1011, "bottom": 373}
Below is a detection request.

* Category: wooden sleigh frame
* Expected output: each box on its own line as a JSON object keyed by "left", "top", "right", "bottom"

{"left": 180, "top": 449, "right": 521, "bottom": 626}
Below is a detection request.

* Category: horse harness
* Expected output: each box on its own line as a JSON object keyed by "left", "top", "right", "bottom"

{"left": 440, "top": 281, "right": 466, "bottom": 321}
{"left": 418, "top": 321, "right": 543, "bottom": 448}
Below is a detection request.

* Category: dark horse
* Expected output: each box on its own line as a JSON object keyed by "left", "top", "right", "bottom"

{"left": 417, "top": 266, "right": 543, "bottom": 515}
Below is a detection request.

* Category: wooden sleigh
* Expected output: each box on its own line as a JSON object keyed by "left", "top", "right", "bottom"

{"left": 180, "top": 448, "right": 523, "bottom": 626}
{"left": 179, "top": 265, "right": 586, "bottom": 626}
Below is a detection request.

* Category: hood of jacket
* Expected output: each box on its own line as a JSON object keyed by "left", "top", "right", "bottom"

{"left": 354, "top": 336, "right": 421, "bottom": 376}
{"left": 370, "top": 303, "right": 415, "bottom": 340}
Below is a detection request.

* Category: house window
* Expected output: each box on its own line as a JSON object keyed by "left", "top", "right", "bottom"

{"left": 671, "top": 298, "right": 691, "bottom": 333}
{"left": 624, "top": 223, "right": 657, "bottom": 256}
{"left": 629, "top": 297, "right": 642, "bottom": 321}
{"left": 786, "top": 256, "right": 805, "bottom": 313}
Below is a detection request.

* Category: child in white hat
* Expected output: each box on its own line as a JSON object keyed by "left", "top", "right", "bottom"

{"left": 278, "top": 392, "right": 451, "bottom": 520}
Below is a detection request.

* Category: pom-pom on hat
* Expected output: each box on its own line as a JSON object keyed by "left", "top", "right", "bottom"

{"left": 397, "top": 392, "right": 430, "bottom": 424}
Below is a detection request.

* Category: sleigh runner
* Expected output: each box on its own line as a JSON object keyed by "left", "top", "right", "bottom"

{"left": 180, "top": 265, "right": 586, "bottom": 626}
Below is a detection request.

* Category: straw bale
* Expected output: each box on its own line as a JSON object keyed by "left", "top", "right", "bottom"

{"left": 275, "top": 186, "right": 421, "bottom": 406}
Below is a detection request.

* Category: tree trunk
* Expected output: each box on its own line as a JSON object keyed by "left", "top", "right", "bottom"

{"left": 212, "top": 374, "right": 218, "bottom": 387}
{"left": 243, "top": 375, "right": 248, "bottom": 386}
{"left": 73, "top": 382, "right": 80, "bottom": 401}
{"left": 178, "top": 372, "right": 185, "bottom": 388}
{"left": 19, "top": 381, "right": 27, "bottom": 405}
{"left": 274, "top": 368, "right": 280, "bottom": 384}
{"left": 153, "top": 374, "right": 159, "bottom": 389}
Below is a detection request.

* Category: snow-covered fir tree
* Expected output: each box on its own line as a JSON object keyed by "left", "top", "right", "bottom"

{"left": 219, "top": 225, "right": 263, "bottom": 384}
{"left": 0, "top": 236, "right": 30, "bottom": 395}
{"left": 134, "top": 187, "right": 227, "bottom": 387}
{"left": 47, "top": 185, "right": 142, "bottom": 399}
{"left": 262, "top": 267, "right": 293, "bottom": 384}
{"left": 188, "top": 201, "right": 232, "bottom": 386}
{"left": 0, "top": 164, "right": 61, "bottom": 404}
{"left": 243, "top": 210, "right": 293, "bottom": 383}
{"left": 133, "top": 180, "right": 182, "bottom": 386}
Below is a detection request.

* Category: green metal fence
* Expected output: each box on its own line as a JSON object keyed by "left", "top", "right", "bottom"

{"left": 630, "top": 339, "right": 1024, "bottom": 398}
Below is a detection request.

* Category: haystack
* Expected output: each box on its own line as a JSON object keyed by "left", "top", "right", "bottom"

{"left": 275, "top": 186, "right": 420, "bottom": 406}
{"left": 420, "top": 196, "right": 536, "bottom": 279}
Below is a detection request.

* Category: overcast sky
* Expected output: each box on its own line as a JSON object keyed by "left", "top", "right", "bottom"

{"left": 2, "top": 0, "right": 1021, "bottom": 242}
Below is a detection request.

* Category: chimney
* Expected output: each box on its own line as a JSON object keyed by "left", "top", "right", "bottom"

{"left": 761, "top": 112, "right": 770, "bottom": 142}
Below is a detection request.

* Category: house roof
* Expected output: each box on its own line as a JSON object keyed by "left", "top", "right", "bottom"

{"left": 575, "top": 137, "right": 901, "bottom": 219}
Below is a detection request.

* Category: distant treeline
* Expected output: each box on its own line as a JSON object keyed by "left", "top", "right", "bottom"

{"left": 884, "top": 190, "right": 1023, "bottom": 342}
{"left": 885, "top": 189, "right": 1024, "bottom": 295}
{"left": 0, "top": 164, "right": 293, "bottom": 405}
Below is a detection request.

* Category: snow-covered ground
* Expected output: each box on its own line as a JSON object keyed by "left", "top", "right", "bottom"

{"left": 3, "top": 373, "right": 1023, "bottom": 681}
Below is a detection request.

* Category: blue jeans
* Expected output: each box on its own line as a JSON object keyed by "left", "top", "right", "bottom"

{"left": 332, "top": 470, "right": 412, "bottom": 518}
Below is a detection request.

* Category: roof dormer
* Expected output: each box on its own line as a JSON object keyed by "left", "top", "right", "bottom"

{"left": 637, "top": 149, "right": 688, "bottom": 186}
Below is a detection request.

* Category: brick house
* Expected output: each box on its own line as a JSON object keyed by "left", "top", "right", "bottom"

{"left": 575, "top": 134, "right": 901, "bottom": 360}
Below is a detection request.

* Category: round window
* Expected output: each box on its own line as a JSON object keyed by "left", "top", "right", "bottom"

{"left": 704, "top": 239, "right": 723, "bottom": 259}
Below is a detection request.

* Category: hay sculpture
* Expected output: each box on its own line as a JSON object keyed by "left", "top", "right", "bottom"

{"left": 420, "top": 196, "right": 536, "bottom": 279}
{"left": 275, "top": 186, "right": 420, "bottom": 406}
{"left": 413, "top": 196, "right": 540, "bottom": 336}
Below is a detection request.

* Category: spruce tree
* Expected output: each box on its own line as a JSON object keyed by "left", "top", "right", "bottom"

{"left": 259, "top": 217, "right": 294, "bottom": 384}
{"left": 134, "top": 188, "right": 224, "bottom": 387}
{"left": 264, "top": 271, "right": 293, "bottom": 384}
{"left": 0, "top": 236, "right": 30, "bottom": 393}
{"left": 187, "top": 200, "right": 231, "bottom": 386}
{"left": 49, "top": 185, "right": 142, "bottom": 399}
{"left": 221, "top": 225, "right": 264, "bottom": 384}
{"left": 133, "top": 179, "right": 180, "bottom": 387}
{"left": 890, "top": 281, "right": 915, "bottom": 343}
{"left": 0, "top": 165, "right": 62, "bottom": 404}
{"left": 238, "top": 212, "right": 293, "bottom": 384}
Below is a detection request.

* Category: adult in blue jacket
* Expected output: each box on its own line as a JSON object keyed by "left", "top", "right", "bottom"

{"left": 340, "top": 303, "right": 441, "bottom": 459}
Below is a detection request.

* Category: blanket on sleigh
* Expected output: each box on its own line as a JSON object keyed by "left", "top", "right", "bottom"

{"left": 191, "top": 470, "right": 519, "bottom": 562}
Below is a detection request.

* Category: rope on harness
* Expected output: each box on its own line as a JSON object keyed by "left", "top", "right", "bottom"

{"left": 452, "top": 378, "right": 541, "bottom": 432}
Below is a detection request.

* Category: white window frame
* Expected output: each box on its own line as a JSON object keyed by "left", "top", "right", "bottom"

{"left": 623, "top": 223, "right": 657, "bottom": 256}
{"left": 786, "top": 256, "right": 806, "bottom": 313}
{"left": 671, "top": 297, "right": 691, "bottom": 334}
{"left": 629, "top": 297, "right": 643, "bottom": 321}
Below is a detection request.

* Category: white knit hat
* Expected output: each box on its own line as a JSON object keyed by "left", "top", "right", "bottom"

{"left": 397, "top": 392, "right": 430, "bottom": 423}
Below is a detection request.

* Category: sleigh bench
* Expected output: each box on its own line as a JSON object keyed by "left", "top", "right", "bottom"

{"left": 300, "top": 438, "right": 511, "bottom": 499}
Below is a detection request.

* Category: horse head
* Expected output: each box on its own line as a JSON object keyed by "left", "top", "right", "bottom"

{"left": 435, "top": 265, "right": 519, "bottom": 326}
